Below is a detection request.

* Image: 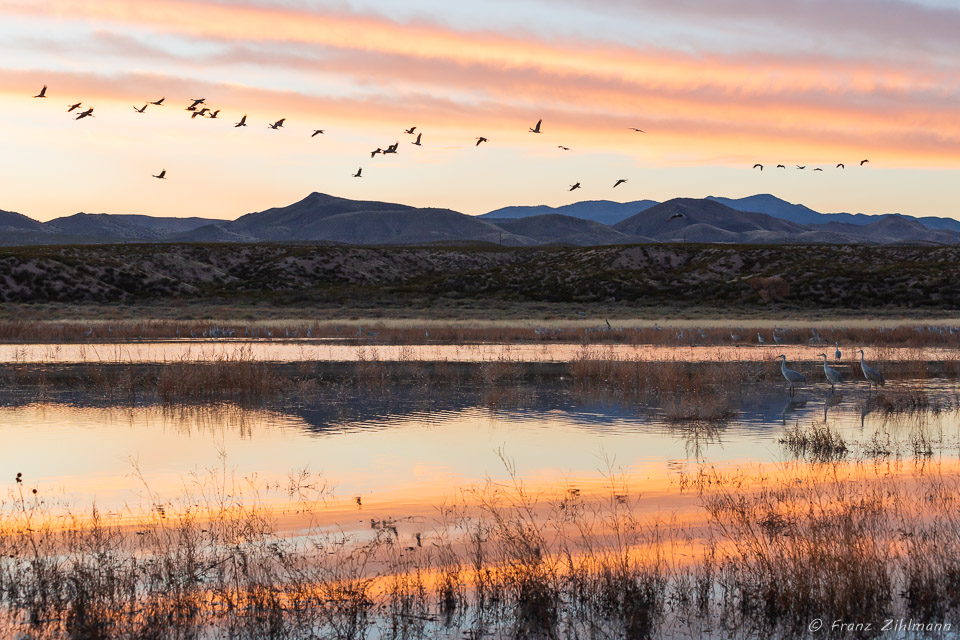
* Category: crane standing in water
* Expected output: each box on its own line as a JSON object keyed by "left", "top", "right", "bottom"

{"left": 858, "top": 349, "right": 885, "bottom": 390}
{"left": 776, "top": 355, "right": 806, "bottom": 396}
{"left": 818, "top": 353, "right": 843, "bottom": 392}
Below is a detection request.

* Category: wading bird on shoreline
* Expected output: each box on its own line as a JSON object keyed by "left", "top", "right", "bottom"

{"left": 152, "top": 170, "right": 166, "bottom": 179}
{"left": 529, "top": 119, "right": 542, "bottom": 133}
{"left": 858, "top": 349, "right": 885, "bottom": 389}
{"left": 34, "top": 85, "right": 47, "bottom": 98}
{"left": 834, "top": 342, "right": 842, "bottom": 361}
{"left": 818, "top": 353, "right": 843, "bottom": 392}
{"left": 777, "top": 355, "right": 807, "bottom": 396}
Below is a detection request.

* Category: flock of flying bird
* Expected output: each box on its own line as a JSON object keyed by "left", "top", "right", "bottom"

{"left": 752, "top": 159, "right": 870, "bottom": 171}
{"left": 32, "top": 85, "right": 650, "bottom": 189}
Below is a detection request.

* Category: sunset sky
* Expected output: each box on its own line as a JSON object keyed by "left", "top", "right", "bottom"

{"left": 1, "top": 0, "right": 959, "bottom": 222}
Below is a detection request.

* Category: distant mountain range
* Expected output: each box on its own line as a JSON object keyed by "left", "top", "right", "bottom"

{"left": 1, "top": 193, "right": 957, "bottom": 247}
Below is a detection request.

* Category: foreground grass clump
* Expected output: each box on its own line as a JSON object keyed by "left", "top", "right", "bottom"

{"left": 778, "top": 421, "right": 849, "bottom": 460}
{"left": 2, "top": 460, "right": 960, "bottom": 639}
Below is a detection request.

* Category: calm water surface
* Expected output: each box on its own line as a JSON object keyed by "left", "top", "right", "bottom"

{"left": 2, "top": 380, "right": 958, "bottom": 514}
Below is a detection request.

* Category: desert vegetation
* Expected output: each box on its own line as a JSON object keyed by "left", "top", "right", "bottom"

{"left": 2, "top": 242, "right": 960, "bottom": 313}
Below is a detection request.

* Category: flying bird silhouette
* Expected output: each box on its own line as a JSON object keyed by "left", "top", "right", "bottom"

{"left": 558, "top": 145, "right": 570, "bottom": 151}
{"left": 186, "top": 98, "right": 205, "bottom": 111}
{"left": 668, "top": 213, "right": 685, "bottom": 221}
{"left": 628, "top": 127, "right": 645, "bottom": 132}
{"left": 860, "top": 159, "right": 870, "bottom": 165}
{"left": 796, "top": 165, "right": 806, "bottom": 170}
{"left": 569, "top": 182, "right": 581, "bottom": 191}
{"left": 776, "top": 164, "right": 786, "bottom": 169}
{"left": 311, "top": 129, "right": 325, "bottom": 137}
{"left": 234, "top": 114, "right": 247, "bottom": 127}
{"left": 475, "top": 137, "right": 488, "bottom": 146}
{"left": 149, "top": 97, "right": 165, "bottom": 106}
{"left": 813, "top": 167, "right": 823, "bottom": 171}
{"left": 613, "top": 179, "right": 627, "bottom": 188}
{"left": 529, "top": 119, "right": 542, "bottom": 133}
{"left": 412, "top": 132, "right": 422, "bottom": 146}
{"left": 152, "top": 169, "right": 166, "bottom": 179}
{"left": 191, "top": 108, "right": 209, "bottom": 119}
{"left": 753, "top": 164, "right": 763, "bottom": 170}
{"left": 371, "top": 148, "right": 382, "bottom": 157}
{"left": 206, "top": 109, "right": 220, "bottom": 119}
{"left": 404, "top": 126, "right": 416, "bottom": 134}
{"left": 268, "top": 118, "right": 286, "bottom": 129}
{"left": 352, "top": 167, "right": 362, "bottom": 178}
{"left": 133, "top": 104, "right": 148, "bottom": 113}
{"left": 34, "top": 85, "right": 47, "bottom": 98}
{"left": 383, "top": 142, "right": 399, "bottom": 154}
{"left": 75, "top": 107, "right": 94, "bottom": 120}
{"left": 66, "top": 102, "right": 82, "bottom": 112}
{"left": 836, "top": 163, "right": 845, "bottom": 169}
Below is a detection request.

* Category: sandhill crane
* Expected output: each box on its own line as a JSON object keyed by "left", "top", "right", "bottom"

{"left": 268, "top": 118, "right": 285, "bottom": 129}
{"left": 383, "top": 142, "right": 398, "bottom": 154}
{"left": 834, "top": 341, "right": 842, "bottom": 361}
{"left": 860, "top": 159, "right": 870, "bottom": 166}
{"left": 796, "top": 165, "right": 806, "bottom": 170}
{"left": 206, "top": 109, "right": 220, "bottom": 119}
{"left": 558, "top": 145, "right": 570, "bottom": 151}
{"left": 152, "top": 170, "right": 166, "bottom": 179}
{"left": 34, "top": 85, "right": 47, "bottom": 98}
{"left": 613, "top": 179, "right": 627, "bottom": 188}
{"left": 776, "top": 164, "right": 786, "bottom": 169}
{"left": 753, "top": 164, "right": 763, "bottom": 170}
{"left": 818, "top": 353, "right": 843, "bottom": 392}
{"left": 837, "top": 163, "right": 845, "bottom": 169}
{"left": 234, "top": 114, "right": 247, "bottom": 127}
{"left": 133, "top": 104, "right": 148, "bottom": 113}
{"left": 353, "top": 167, "right": 362, "bottom": 178}
{"left": 569, "top": 182, "right": 581, "bottom": 191}
{"left": 191, "top": 108, "right": 209, "bottom": 118}
{"left": 758, "top": 332, "right": 766, "bottom": 344}
{"left": 412, "top": 132, "right": 422, "bottom": 146}
{"left": 370, "top": 148, "right": 382, "bottom": 157}
{"left": 475, "top": 136, "right": 488, "bottom": 146}
{"left": 858, "top": 349, "right": 885, "bottom": 389}
{"left": 66, "top": 102, "right": 82, "bottom": 112}
{"left": 776, "top": 355, "right": 807, "bottom": 396}
{"left": 150, "top": 97, "right": 165, "bottom": 106}
{"left": 813, "top": 167, "right": 823, "bottom": 172}
{"left": 311, "top": 129, "right": 325, "bottom": 137}
{"left": 186, "top": 98, "right": 204, "bottom": 111}
{"left": 404, "top": 126, "right": 416, "bottom": 134}
{"left": 529, "top": 119, "right": 542, "bottom": 133}
{"left": 628, "top": 127, "right": 645, "bottom": 132}
{"left": 75, "top": 107, "right": 94, "bottom": 120}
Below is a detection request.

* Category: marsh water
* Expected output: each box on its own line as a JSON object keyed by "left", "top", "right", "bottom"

{"left": 3, "top": 378, "right": 958, "bottom": 519}
{"left": 0, "top": 341, "right": 951, "bottom": 364}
